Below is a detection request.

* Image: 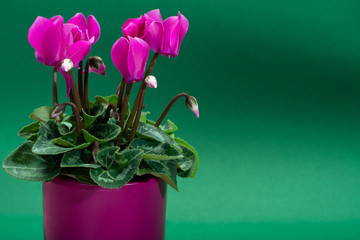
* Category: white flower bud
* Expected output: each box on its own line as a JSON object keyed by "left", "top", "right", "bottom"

{"left": 145, "top": 75, "right": 157, "bottom": 88}
{"left": 61, "top": 59, "right": 73, "bottom": 72}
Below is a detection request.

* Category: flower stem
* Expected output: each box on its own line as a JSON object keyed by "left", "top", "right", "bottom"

{"left": 145, "top": 52, "right": 159, "bottom": 77}
{"left": 52, "top": 67, "right": 61, "bottom": 123}
{"left": 127, "top": 86, "right": 146, "bottom": 144}
{"left": 116, "top": 78, "right": 125, "bottom": 110}
{"left": 103, "top": 103, "right": 118, "bottom": 123}
{"left": 115, "top": 83, "right": 133, "bottom": 146}
{"left": 52, "top": 67, "right": 58, "bottom": 107}
{"left": 154, "top": 93, "right": 190, "bottom": 127}
{"left": 83, "top": 59, "right": 91, "bottom": 113}
{"left": 123, "top": 53, "right": 159, "bottom": 136}
{"left": 57, "top": 102, "right": 82, "bottom": 140}
{"left": 78, "top": 61, "right": 84, "bottom": 106}
{"left": 91, "top": 141, "right": 100, "bottom": 164}
{"left": 67, "top": 70, "right": 82, "bottom": 112}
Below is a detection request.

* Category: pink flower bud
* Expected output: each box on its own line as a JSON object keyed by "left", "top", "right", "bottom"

{"left": 185, "top": 96, "right": 199, "bottom": 118}
{"left": 51, "top": 104, "right": 67, "bottom": 118}
{"left": 86, "top": 56, "right": 106, "bottom": 76}
{"left": 145, "top": 75, "right": 157, "bottom": 88}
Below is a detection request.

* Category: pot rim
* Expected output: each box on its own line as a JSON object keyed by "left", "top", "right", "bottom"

{"left": 45, "top": 174, "right": 161, "bottom": 191}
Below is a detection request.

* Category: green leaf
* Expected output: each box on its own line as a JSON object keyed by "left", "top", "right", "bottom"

{"left": 90, "top": 149, "right": 143, "bottom": 189}
{"left": 27, "top": 134, "right": 39, "bottom": 142}
{"left": 96, "top": 146, "right": 120, "bottom": 169}
{"left": 174, "top": 138, "right": 199, "bottom": 178}
{"left": 146, "top": 119, "right": 156, "bottom": 126}
{"left": 32, "top": 120, "right": 91, "bottom": 155}
{"left": 160, "top": 120, "right": 178, "bottom": 134}
{"left": 61, "top": 150, "right": 100, "bottom": 168}
{"left": 130, "top": 138, "right": 183, "bottom": 160}
{"left": 58, "top": 115, "right": 82, "bottom": 135}
{"left": 138, "top": 159, "right": 178, "bottom": 191}
{"left": 18, "top": 122, "right": 40, "bottom": 138}
{"left": 94, "top": 95, "right": 118, "bottom": 107}
{"left": 82, "top": 123, "right": 121, "bottom": 144}
{"left": 33, "top": 138, "right": 91, "bottom": 155}
{"left": 139, "top": 111, "right": 151, "bottom": 123}
{"left": 51, "top": 132, "right": 77, "bottom": 147}
{"left": 58, "top": 123, "right": 73, "bottom": 135}
{"left": 60, "top": 168, "right": 96, "bottom": 185}
{"left": 51, "top": 138, "right": 75, "bottom": 147}
{"left": 2, "top": 141, "right": 60, "bottom": 181}
{"left": 29, "top": 106, "right": 53, "bottom": 122}
{"left": 82, "top": 104, "right": 105, "bottom": 128}
{"left": 136, "top": 122, "right": 181, "bottom": 151}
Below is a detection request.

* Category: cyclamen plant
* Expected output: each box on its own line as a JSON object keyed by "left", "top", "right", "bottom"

{"left": 2, "top": 10, "right": 199, "bottom": 190}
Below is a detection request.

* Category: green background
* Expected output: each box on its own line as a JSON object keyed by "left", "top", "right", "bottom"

{"left": 1, "top": 0, "right": 360, "bottom": 239}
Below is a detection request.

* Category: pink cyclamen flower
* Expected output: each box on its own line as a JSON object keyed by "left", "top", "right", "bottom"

{"left": 122, "top": 15, "right": 147, "bottom": 39}
{"left": 67, "top": 13, "right": 100, "bottom": 43}
{"left": 144, "top": 9, "right": 189, "bottom": 57}
{"left": 111, "top": 37, "right": 149, "bottom": 83}
{"left": 28, "top": 15, "right": 95, "bottom": 96}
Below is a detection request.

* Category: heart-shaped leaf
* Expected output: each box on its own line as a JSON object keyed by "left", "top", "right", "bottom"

{"left": 18, "top": 121, "right": 40, "bottom": 138}
{"left": 130, "top": 138, "right": 183, "bottom": 160}
{"left": 60, "top": 168, "right": 96, "bottom": 185}
{"left": 29, "top": 106, "right": 53, "bottom": 122}
{"left": 137, "top": 159, "right": 178, "bottom": 191}
{"left": 32, "top": 120, "right": 90, "bottom": 155}
{"left": 136, "top": 122, "right": 181, "bottom": 151}
{"left": 160, "top": 120, "right": 178, "bottom": 134}
{"left": 94, "top": 95, "right": 118, "bottom": 108}
{"left": 82, "top": 123, "right": 121, "bottom": 144}
{"left": 2, "top": 141, "right": 60, "bottom": 181}
{"left": 90, "top": 149, "right": 143, "bottom": 189}
{"left": 61, "top": 150, "right": 100, "bottom": 168}
{"left": 82, "top": 104, "right": 105, "bottom": 128}
{"left": 174, "top": 138, "right": 199, "bottom": 177}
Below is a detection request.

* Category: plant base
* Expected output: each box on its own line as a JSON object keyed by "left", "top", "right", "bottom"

{"left": 43, "top": 175, "right": 167, "bottom": 240}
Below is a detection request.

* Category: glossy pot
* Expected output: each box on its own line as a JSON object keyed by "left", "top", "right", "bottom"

{"left": 42, "top": 175, "right": 167, "bottom": 240}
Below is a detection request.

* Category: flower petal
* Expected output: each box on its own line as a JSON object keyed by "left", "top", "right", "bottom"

{"left": 58, "top": 23, "right": 75, "bottom": 60}
{"left": 162, "top": 16, "right": 180, "bottom": 57}
{"left": 122, "top": 22, "right": 139, "bottom": 39}
{"left": 65, "top": 40, "right": 92, "bottom": 66}
{"left": 87, "top": 15, "right": 100, "bottom": 42}
{"left": 144, "top": 21, "right": 163, "bottom": 52}
{"left": 178, "top": 12, "right": 189, "bottom": 44}
{"left": 67, "top": 13, "right": 87, "bottom": 36}
{"left": 111, "top": 37, "right": 131, "bottom": 81}
{"left": 57, "top": 67, "right": 72, "bottom": 98}
{"left": 28, "top": 16, "right": 60, "bottom": 66}
{"left": 145, "top": 9, "right": 163, "bottom": 22}
{"left": 127, "top": 37, "right": 149, "bottom": 82}
{"left": 50, "top": 15, "right": 64, "bottom": 26}
{"left": 122, "top": 16, "right": 146, "bottom": 39}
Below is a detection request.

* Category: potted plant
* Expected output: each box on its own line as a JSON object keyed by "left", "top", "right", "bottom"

{"left": 2, "top": 10, "right": 199, "bottom": 240}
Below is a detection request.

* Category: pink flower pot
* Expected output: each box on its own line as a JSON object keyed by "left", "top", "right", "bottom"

{"left": 42, "top": 175, "right": 167, "bottom": 240}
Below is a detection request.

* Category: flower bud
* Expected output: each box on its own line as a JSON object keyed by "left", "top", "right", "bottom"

{"left": 145, "top": 75, "right": 157, "bottom": 88}
{"left": 51, "top": 104, "right": 67, "bottom": 118}
{"left": 88, "top": 56, "right": 106, "bottom": 76}
{"left": 61, "top": 59, "right": 74, "bottom": 72}
{"left": 185, "top": 96, "right": 199, "bottom": 118}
